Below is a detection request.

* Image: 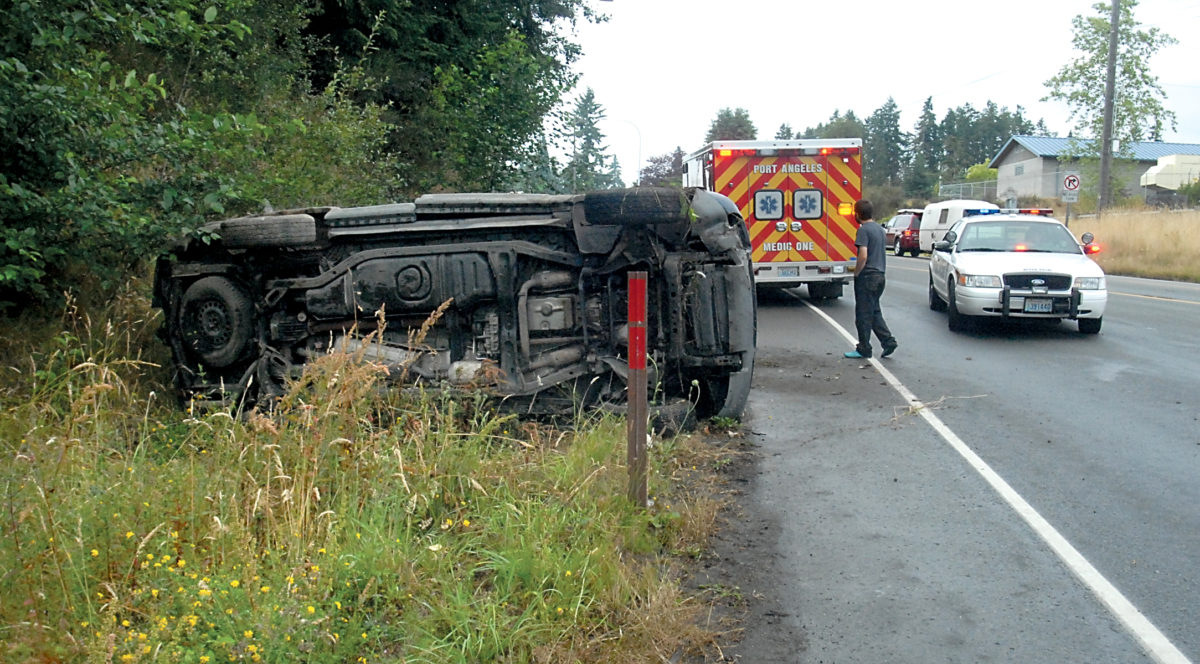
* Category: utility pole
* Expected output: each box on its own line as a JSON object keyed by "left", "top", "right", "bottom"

{"left": 1098, "top": 0, "right": 1121, "bottom": 212}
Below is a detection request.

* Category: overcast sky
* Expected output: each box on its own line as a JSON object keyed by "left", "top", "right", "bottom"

{"left": 569, "top": 0, "right": 1200, "bottom": 185}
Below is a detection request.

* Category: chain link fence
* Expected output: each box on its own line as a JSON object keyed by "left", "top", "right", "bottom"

{"left": 938, "top": 180, "right": 997, "bottom": 201}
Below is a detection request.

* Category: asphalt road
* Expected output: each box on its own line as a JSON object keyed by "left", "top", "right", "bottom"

{"left": 727, "top": 259, "right": 1200, "bottom": 663}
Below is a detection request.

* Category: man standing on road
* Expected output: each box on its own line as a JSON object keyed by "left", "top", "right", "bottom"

{"left": 844, "top": 199, "right": 898, "bottom": 359}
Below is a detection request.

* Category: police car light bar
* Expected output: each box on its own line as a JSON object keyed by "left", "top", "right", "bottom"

{"left": 998, "top": 208, "right": 1055, "bottom": 216}
{"left": 963, "top": 208, "right": 1001, "bottom": 217}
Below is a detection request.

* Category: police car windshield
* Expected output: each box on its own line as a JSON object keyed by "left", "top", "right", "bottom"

{"left": 956, "top": 220, "right": 1081, "bottom": 254}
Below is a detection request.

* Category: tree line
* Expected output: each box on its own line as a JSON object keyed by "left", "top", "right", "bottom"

{"left": 0, "top": 0, "right": 1176, "bottom": 312}
{"left": 639, "top": 99, "right": 1049, "bottom": 214}
{"left": 0, "top": 0, "right": 608, "bottom": 311}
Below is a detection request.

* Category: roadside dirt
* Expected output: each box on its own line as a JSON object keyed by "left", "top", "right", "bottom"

{"left": 681, "top": 428, "right": 792, "bottom": 663}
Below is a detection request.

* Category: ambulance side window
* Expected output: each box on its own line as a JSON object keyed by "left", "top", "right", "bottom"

{"left": 754, "top": 189, "right": 784, "bottom": 220}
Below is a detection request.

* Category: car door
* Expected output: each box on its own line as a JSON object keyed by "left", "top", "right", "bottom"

{"left": 883, "top": 216, "right": 900, "bottom": 245}
{"left": 929, "top": 220, "right": 962, "bottom": 297}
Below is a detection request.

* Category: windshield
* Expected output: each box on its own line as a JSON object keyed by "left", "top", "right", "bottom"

{"left": 956, "top": 220, "right": 1081, "bottom": 254}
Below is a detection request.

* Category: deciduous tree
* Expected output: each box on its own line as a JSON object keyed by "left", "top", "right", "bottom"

{"left": 639, "top": 148, "right": 686, "bottom": 188}
{"left": 1043, "top": 0, "right": 1176, "bottom": 147}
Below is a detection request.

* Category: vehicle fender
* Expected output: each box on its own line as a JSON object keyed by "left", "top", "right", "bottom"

{"left": 687, "top": 189, "right": 748, "bottom": 254}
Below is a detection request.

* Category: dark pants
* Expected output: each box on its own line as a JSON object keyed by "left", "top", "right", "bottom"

{"left": 853, "top": 270, "right": 895, "bottom": 357}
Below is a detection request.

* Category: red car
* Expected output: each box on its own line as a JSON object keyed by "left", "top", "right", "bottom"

{"left": 884, "top": 210, "right": 923, "bottom": 256}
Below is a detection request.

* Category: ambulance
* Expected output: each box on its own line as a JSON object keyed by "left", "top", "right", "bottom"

{"left": 683, "top": 139, "right": 862, "bottom": 299}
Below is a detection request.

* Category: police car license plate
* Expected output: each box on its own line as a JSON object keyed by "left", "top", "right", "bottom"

{"left": 1024, "top": 298, "right": 1053, "bottom": 313}
{"left": 778, "top": 267, "right": 799, "bottom": 278}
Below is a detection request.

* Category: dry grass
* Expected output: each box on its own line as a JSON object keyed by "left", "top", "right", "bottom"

{"left": 0, "top": 292, "right": 738, "bottom": 664}
{"left": 1063, "top": 208, "right": 1200, "bottom": 282}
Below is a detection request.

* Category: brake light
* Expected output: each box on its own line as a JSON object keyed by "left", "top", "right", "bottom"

{"left": 903, "top": 229, "right": 913, "bottom": 237}
{"left": 1086, "top": 243, "right": 1102, "bottom": 254}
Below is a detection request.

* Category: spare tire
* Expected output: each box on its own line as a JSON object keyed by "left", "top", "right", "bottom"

{"left": 583, "top": 188, "right": 690, "bottom": 226}
{"left": 209, "top": 214, "right": 318, "bottom": 248}
{"left": 179, "top": 276, "right": 256, "bottom": 368}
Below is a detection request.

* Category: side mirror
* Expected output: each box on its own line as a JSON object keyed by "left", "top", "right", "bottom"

{"left": 933, "top": 240, "right": 951, "bottom": 252}
{"left": 942, "top": 231, "right": 957, "bottom": 244}
{"left": 1081, "top": 232, "right": 1094, "bottom": 244}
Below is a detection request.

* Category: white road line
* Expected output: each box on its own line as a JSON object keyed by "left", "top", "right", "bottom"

{"left": 803, "top": 300, "right": 1192, "bottom": 664}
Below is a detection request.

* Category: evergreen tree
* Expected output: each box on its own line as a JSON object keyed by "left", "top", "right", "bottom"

{"left": 562, "top": 88, "right": 623, "bottom": 192}
{"left": 905, "top": 97, "right": 941, "bottom": 198}
{"left": 939, "top": 101, "right": 1046, "bottom": 184}
{"left": 799, "top": 110, "right": 865, "bottom": 140}
{"left": 864, "top": 98, "right": 907, "bottom": 187}
{"left": 775, "top": 123, "right": 795, "bottom": 140}
{"left": 705, "top": 108, "right": 757, "bottom": 142}
{"left": 940, "top": 104, "right": 979, "bottom": 182}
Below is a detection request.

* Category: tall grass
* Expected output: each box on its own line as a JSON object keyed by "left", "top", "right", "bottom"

{"left": 1067, "top": 208, "right": 1200, "bottom": 282}
{"left": 0, "top": 292, "right": 723, "bottom": 663}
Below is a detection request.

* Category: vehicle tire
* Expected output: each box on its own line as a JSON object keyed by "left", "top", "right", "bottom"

{"left": 808, "top": 282, "right": 841, "bottom": 300}
{"left": 211, "top": 214, "right": 318, "bottom": 248}
{"left": 179, "top": 276, "right": 257, "bottom": 368}
{"left": 1078, "top": 317, "right": 1102, "bottom": 334}
{"left": 583, "top": 188, "right": 689, "bottom": 225}
{"left": 894, "top": 239, "right": 903, "bottom": 256}
{"left": 700, "top": 259, "right": 756, "bottom": 420}
{"left": 947, "top": 280, "right": 968, "bottom": 332}
{"left": 929, "top": 275, "right": 947, "bottom": 311}
{"left": 909, "top": 248, "right": 920, "bottom": 257}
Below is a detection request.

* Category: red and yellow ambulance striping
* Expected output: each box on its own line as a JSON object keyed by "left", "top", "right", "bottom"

{"left": 683, "top": 139, "right": 862, "bottom": 299}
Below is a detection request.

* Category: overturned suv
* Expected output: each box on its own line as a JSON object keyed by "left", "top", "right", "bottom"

{"left": 153, "top": 188, "right": 757, "bottom": 419}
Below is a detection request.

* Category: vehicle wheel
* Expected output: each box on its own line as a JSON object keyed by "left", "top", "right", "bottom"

{"left": 583, "top": 188, "right": 689, "bottom": 225}
{"left": 947, "top": 280, "right": 968, "bottom": 332}
{"left": 179, "top": 276, "right": 257, "bottom": 368}
{"left": 210, "top": 214, "right": 318, "bottom": 248}
{"left": 909, "top": 248, "right": 920, "bottom": 257}
{"left": 940, "top": 279, "right": 969, "bottom": 331}
{"left": 1078, "top": 317, "right": 1102, "bottom": 334}
{"left": 928, "top": 275, "right": 947, "bottom": 311}
{"left": 699, "top": 260, "right": 756, "bottom": 420}
{"left": 894, "top": 239, "right": 903, "bottom": 256}
{"left": 808, "top": 282, "right": 842, "bottom": 300}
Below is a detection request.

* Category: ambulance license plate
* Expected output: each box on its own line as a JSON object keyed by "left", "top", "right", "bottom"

{"left": 779, "top": 267, "right": 798, "bottom": 278}
{"left": 1023, "top": 298, "right": 1053, "bottom": 313}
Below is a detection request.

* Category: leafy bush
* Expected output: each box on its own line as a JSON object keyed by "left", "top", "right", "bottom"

{"left": 1178, "top": 178, "right": 1200, "bottom": 207}
{"left": 0, "top": 1, "right": 395, "bottom": 313}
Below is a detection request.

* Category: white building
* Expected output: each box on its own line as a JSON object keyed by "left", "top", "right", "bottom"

{"left": 988, "top": 136, "right": 1200, "bottom": 204}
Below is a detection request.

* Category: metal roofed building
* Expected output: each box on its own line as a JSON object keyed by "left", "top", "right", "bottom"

{"left": 988, "top": 135, "right": 1200, "bottom": 204}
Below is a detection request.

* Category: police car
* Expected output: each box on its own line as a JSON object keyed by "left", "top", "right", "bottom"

{"left": 927, "top": 209, "right": 1107, "bottom": 333}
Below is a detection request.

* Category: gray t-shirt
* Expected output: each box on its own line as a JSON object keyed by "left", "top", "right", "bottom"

{"left": 855, "top": 220, "right": 887, "bottom": 274}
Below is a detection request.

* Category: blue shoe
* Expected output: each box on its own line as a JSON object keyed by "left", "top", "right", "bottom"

{"left": 843, "top": 350, "right": 868, "bottom": 359}
{"left": 881, "top": 343, "right": 897, "bottom": 358}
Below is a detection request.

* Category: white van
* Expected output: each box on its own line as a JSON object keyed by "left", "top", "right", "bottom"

{"left": 918, "top": 199, "right": 998, "bottom": 253}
